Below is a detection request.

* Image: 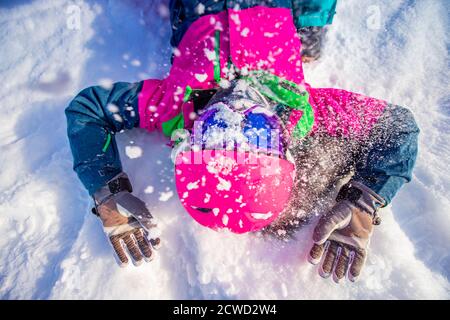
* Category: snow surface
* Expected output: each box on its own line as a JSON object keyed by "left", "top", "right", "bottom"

{"left": 0, "top": 0, "right": 449, "bottom": 299}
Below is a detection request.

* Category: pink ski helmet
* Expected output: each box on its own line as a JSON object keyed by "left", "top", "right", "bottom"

{"left": 174, "top": 82, "right": 296, "bottom": 234}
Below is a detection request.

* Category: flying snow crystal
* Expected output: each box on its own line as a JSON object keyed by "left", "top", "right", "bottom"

{"left": 251, "top": 212, "right": 273, "bottom": 220}
{"left": 173, "top": 47, "right": 181, "bottom": 57}
{"left": 239, "top": 219, "right": 244, "bottom": 228}
{"left": 174, "top": 95, "right": 181, "bottom": 103}
{"left": 144, "top": 186, "right": 154, "bottom": 194}
{"left": 217, "top": 177, "right": 231, "bottom": 191}
{"left": 212, "top": 208, "right": 220, "bottom": 216}
{"left": 214, "top": 21, "right": 224, "bottom": 31}
{"left": 264, "top": 32, "right": 275, "bottom": 38}
{"left": 288, "top": 53, "right": 297, "bottom": 62}
{"left": 222, "top": 214, "right": 229, "bottom": 226}
{"left": 107, "top": 103, "right": 119, "bottom": 113}
{"left": 157, "top": 3, "right": 169, "bottom": 18}
{"left": 206, "top": 155, "right": 237, "bottom": 175}
{"left": 274, "top": 48, "right": 283, "bottom": 56}
{"left": 204, "top": 193, "right": 211, "bottom": 204}
{"left": 240, "top": 66, "right": 249, "bottom": 76}
{"left": 195, "top": 3, "right": 205, "bottom": 15}
{"left": 182, "top": 192, "right": 189, "bottom": 199}
{"left": 230, "top": 14, "right": 241, "bottom": 26}
{"left": 224, "top": 64, "right": 236, "bottom": 80}
{"left": 187, "top": 180, "right": 200, "bottom": 190}
{"left": 203, "top": 103, "right": 248, "bottom": 150}
{"left": 159, "top": 191, "right": 174, "bottom": 202}
{"left": 219, "top": 79, "right": 231, "bottom": 89}
{"left": 99, "top": 78, "right": 113, "bottom": 90}
{"left": 125, "top": 146, "right": 143, "bottom": 159}
{"left": 203, "top": 47, "right": 216, "bottom": 61}
{"left": 131, "top": 59, "right": 141, "bottom": 67}
{"left": 174, "top": 86, "right": 183, "bottom": 96}
{"left": 240, "top": 27, "right": 250, "bottom": 37}
{"left": 113, "top": 114, "right": 123, "bottom": 122}
{"left": 189, "top": 112, "right": 197, "bottom": 120}
{"left": 195, "top": 73, "right": 208, "bottom": 83}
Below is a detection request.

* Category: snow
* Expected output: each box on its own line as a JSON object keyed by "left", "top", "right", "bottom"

{"left": 217, "top": 177, "right": 231, "bottom": 192}
{"left": 204, "top": 47, "right": 216, "bottom": 62}
{"left": 0, "top": 0, "right": 449, "bottom": 299}
{"left": 144, "top": 186, "right": 154, "bottom": 194}
{"left": 206, "top": 154, "right": 237, "bottom": 175}
{"left": 195, "top": 73, "right": 208, "bottom": 83}
{"left": 251, "top": 212, "right": 274, "bottom": 220}
{"left": 195, "top": 3, "right": 205, "bottom": 15}
{"left": 222, "top": 215, "right": 229, "bottom": 226}
{"left": 130, "top": 59, "right": 141, "bottom": 67}
{"left": 187, "top": 181, "right": 200, "bottom": 190}
{"left": 240, "top": 27, "right": 250, "bottom": 37}
{"left": 125, "top": 145, "right": 143, "bottom": 159}
{"left": 202, "top": 103, "right": 249, "bottom": 150}
{"left": 158, "top": 191, "right": 174, "bottom": 202}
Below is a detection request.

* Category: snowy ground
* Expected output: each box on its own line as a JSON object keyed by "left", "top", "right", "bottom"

{"left": 0, "top": 0, "right": 449, "bottom": 299}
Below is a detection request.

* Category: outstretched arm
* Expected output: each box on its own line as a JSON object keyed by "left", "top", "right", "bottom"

{"left": 65, "top": 81, "right": 163, "bottom": 267}
{"left": 306, "top": 87, "right": 419, "bottom": 283}
{"left": 353, "top": 104, "right": 420, "bottom": 204}
{"left": 65, "top": 82, "right": 142, "bottom": 195}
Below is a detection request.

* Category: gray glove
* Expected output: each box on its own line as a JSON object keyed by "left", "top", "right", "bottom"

{"left": 93, "top": 173, "right": 161, "bottom": 267}
{"left": 308, "top": 181, "right": 385, "bottom": 282}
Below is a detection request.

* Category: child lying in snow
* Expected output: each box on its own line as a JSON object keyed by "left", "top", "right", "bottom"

{"left": 65, "top": 0, "right": 419, "bottom": 283}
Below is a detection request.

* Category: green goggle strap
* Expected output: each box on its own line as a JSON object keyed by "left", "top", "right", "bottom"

{"left": 242, "top": 70, "right": 314, "bottom": 139}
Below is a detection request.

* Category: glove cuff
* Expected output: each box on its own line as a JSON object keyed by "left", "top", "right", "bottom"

{"left": 93, "top": 172, "right": 133, "bottom": 207}
{"left": 336, "top": 181, "right": 386, "bottom": 217}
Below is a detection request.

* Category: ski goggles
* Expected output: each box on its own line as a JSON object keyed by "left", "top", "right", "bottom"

{"left": 191, "top": 102, "right": 290, "bottom": 159}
